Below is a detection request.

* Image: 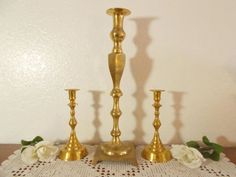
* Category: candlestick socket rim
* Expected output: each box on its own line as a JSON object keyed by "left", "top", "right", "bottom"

{"left": 65, "top": 89, "right": 80, "bottom": 91}
{"left": 106, "top": 8, "right": 131, "bottom": 16}
{"left": 150, "top": 89, "right": 165, "bottom": 92}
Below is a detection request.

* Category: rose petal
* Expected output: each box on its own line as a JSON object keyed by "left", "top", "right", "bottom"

{"left": 21, "top": 146, "right": 38, "bottom": 165}
{"left": 35, "top": 141, "right": 52, "bottom": 149}
{"left": 171, "top": 144, "right": 205, "bottom": 169}
{"left": 35, "top": 141, "right": 59, "bottom": 162}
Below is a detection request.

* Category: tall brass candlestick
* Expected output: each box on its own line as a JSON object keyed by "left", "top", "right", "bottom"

{"left": 59, "top": 89, "right": 88, "bottom": 161}
{"left": 142, "top": 90, "right": 172, "bottom": 162}
{"left": 93, "top": 8, "right": 137, "bottom": 166}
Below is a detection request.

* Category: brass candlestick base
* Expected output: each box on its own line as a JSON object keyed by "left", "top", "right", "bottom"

{"left": 93, "top": 8, "right": 137, "bottom": 166}
{"left": 59, "top": 89, "right": 88, "bottom": 161}
{"left": 101, "top": 142, "right": 131, "bottom": 156}
{"left": 142, "top": 90, "right": 172, "bottom": 163}
{"left": 93, "top": 142, "right": 137, "bottom": 166}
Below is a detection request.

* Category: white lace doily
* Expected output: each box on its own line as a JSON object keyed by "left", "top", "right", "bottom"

{"left": 1, "top": 145, "right": 236, "bottom": 177}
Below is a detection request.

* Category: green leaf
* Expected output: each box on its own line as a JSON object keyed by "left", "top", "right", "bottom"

{"left": 21, "top": 136, "right": 43, "bottom": 147}
{"left": 185, "top": 136, "right": 224, "bottom": 162}
{"left": 202, "top": 136, "right": 212, "bottom": 146}
{"left": 199, "top": 147, "right": 213, "bottom": 151}
{"left": 212, "top": 143, "right": 223, "bottom": 153}
{"left": 21, "top": 140, "right": 32, "bottom": 146}
{"left": 209, "top": 151, "right": 220, "bottom": 161}
{"left": 202, "top": 136, "right": 223, "bottom": 152}
{"left": 186, "top": 141, "right": 200, "bottom": 149}
{"left": 32, "top": 136, "right": 43, "bottom": 144}
{"left": 201, "top": 151, "right": 211, "bottom": 158}
{"left": 200, "top": 136, "right": 223, "bottom": 161}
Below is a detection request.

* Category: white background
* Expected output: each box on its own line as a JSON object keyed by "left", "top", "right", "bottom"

{"left": 0, "top": 0, "right": 236, "bottom": 146}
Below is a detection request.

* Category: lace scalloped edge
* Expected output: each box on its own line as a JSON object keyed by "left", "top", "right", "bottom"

{"left": 0, "top": 149, "right": 20, "bottom": 170}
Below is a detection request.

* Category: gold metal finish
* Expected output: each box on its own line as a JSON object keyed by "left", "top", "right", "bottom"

{"left": 59, "top": 89, "right": 88, "bottom": 161}
{"left": 142, "top": 90, "right": 172, "bottom": 163}
{"left": 93, "top": 8, "right": 137, "bottom": 166}
{"left": 93, "top": 141, "right": 137, "bottom": 166}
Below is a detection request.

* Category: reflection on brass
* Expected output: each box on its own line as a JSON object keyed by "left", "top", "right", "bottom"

{"left": 59, "top": 89, "right": 88, "bottom": 161}
{"left": 93, "top": 8, "right": 137, "bottom": 166}
{"left": 93, "top": 141, "right": 137, "bottom": 166}
{"left": 142, "top": 90, "right": 172, "bottom": 163}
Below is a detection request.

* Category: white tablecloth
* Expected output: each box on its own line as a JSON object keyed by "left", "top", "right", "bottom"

{"left": 1, "top": 145, "right": 236, "bottom": 177}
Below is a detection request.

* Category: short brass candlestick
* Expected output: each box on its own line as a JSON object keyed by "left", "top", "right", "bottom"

{"left": 59, "top": 89, "right": 88, "bottom": 161}
{"left": 142, "top": 90, "right": 172, "bottom": 163}
{"left": 93, "top": 8, "right": 137, "bottom": 166}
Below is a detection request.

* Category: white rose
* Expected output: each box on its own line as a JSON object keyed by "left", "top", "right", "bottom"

{"left": 170, "top": 144, "right": 205, "bottom": 169}
{"left": 21, "top": 146, "right": 38, "bottom": 165}
{"left": 35, "top": 141, "right": 59, "bottom": 162}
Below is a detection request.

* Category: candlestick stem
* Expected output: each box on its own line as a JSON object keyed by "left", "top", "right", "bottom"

{"left": 141, "top": 90, "right": 172, "bottom": 163}
{"left": 59, "top": 89, "right": 87, "bottom": 161}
